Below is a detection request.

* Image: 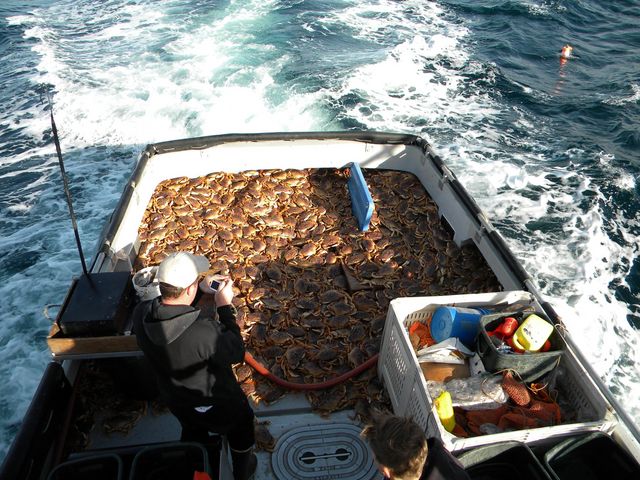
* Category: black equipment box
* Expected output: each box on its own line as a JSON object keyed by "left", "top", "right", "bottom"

{"left": 57, "top": 272, "right": 133, "bottom": 336}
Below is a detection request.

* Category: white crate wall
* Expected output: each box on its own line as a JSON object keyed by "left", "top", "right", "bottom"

{"left": 377, "top": 292, "right": 618, "bottom": 453}
{"left": 379, "top": 317, "right": 419, "bottom": 413}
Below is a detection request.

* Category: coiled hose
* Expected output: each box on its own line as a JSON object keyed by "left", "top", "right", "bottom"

{"left": 244, "top": 351, "right": 379, "bottom": 391}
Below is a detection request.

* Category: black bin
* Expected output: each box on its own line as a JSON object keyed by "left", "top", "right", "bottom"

{"left": 544, "top": 432, "right": 640, "bottom": 480}
{"left": 476, "top": 312, "right": 563, "bottom": 383}
{"left": 129, "top": 442, "right": 210, "bottom": 480}
{"left": 459, "top": 441, "right": 552, "bottom": 480}
{"left": 47, "top": 453, "right": 123, "bottom": 480}
{"left": 57, "top": 271, "right": 134, "bottom": 336}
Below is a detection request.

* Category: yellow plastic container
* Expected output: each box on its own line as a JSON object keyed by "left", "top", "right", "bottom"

{"left": 434, "top": 391, "right": 455, "bottom": 433}
{"left": 512, "top": 314, "right": 553, "bottom": 352}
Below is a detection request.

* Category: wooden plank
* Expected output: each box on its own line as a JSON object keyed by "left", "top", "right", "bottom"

{"left": 47, "top": 323, "right": 140, "bottom": 357}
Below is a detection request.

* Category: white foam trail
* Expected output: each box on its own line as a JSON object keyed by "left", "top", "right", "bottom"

{"left": 603, "top": 83, "right": 640, "bottom": 106}
{"left": 9, "top": 0, "right": 326, "bottom": 153}
{"left": 521, "top": 1, "right": 567, "bottom": 16}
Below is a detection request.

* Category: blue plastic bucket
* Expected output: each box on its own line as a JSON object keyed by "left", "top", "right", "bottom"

{"left": 430, "top": 306, "right": 489, "bottom": 347}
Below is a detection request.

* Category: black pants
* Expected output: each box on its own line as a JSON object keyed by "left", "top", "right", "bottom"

{"left": 170, "top": 396, "right": 255, "bottom": 451}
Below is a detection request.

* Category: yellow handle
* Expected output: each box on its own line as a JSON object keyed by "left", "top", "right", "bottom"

{"left": 434, "top": 391, "right": 456, "bottom": 433}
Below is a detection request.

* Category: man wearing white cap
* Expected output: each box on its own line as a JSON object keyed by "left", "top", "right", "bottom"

{"left": 133, "top": 252, "right": 257, "bottom": 480}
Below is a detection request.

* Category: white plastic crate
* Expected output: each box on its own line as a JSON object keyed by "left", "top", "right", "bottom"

{"left": 377, "top": 292, "right": 617, "bottom": 452}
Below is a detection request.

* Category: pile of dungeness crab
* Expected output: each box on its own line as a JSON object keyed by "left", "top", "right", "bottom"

{"left": 135, "top": 167, "right": 500, "bottom": 418}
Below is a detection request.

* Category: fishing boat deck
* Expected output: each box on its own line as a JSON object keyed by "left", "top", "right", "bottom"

{"left": 64, "top": 357, "right": 386, "bottom": 479}
{"left": 53, "top": 155, "right": 506, "bottom": 478}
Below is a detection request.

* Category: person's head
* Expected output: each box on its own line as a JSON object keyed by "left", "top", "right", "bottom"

{"left": 361, "top": 414, "right": 428, "bottom": 480}
{"left": 156, "top": 252, "right": 209, "bottom": 304}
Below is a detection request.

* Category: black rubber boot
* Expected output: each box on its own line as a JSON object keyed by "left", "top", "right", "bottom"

{"left": 230, "top": 448, "right": 257, "bottom": 480}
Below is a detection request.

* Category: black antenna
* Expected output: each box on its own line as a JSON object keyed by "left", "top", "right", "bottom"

{"left": 48, "top": 96, "right": 89, "bottom": 276}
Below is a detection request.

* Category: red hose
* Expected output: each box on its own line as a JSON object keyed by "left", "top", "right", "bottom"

{"left": 244, "top": 351, "right": 379, "bottom": 391}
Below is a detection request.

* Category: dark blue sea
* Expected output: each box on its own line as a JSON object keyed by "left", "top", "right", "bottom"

{"left": 1, "top": 0, "right": 639, "bottom": 459}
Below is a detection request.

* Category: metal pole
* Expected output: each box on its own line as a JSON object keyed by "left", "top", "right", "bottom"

{"left": 50, "top": 107, "right": 88, "bottom": 276}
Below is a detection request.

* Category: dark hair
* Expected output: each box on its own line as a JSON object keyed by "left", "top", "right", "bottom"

{"left": 361, "top": 414, "right": 428, "bottom": 480}
{"left": 159, "top": 282, "right": 185, "bottom": 299}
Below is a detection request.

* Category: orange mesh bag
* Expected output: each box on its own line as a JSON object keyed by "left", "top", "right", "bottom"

{"left": 497, "top": 412, "right": 539, "bottom": 431}
{"left": 451, "top": 410, "right": 469, "bottom": 437}
{"left": 465, "top": 405, "right": 509, "bottom": 435}
{"left": 530, "top": 383, "right": 556, "bottom": 403}
{"left": 501, "top": 371, "right": 531, "bottom": 407}
{"left": 452, "top": 424, "right": 469, "bottom": 438}
{"left": 527, "top": 399, "right": 562, "bottom": 425}
{"left": 454, "top": 409, "right": 468, "bottom": 428}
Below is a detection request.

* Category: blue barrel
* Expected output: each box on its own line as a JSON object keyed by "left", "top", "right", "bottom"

{"left": 430, "top": 306, "right": 489, "bottom": 347}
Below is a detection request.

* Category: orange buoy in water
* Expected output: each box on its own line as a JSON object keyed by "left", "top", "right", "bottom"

{"left": 560, "top": 44, "right": 573, "bottom": 60}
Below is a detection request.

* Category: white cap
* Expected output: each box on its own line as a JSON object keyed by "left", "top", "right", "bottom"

{"left": 156, "top": 252, "right": 210, "bottom": 289}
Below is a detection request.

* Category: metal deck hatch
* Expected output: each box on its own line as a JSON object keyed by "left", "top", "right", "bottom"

{"left": 271, "top": 423, "right": 380, "bottom": 479}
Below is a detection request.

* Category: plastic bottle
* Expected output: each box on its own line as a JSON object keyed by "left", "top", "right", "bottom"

{"left": 488, "top": 317, "right": 518, "bottom": 339}
{"left": 430, "top": 306, "right": 490, "bottom": 347}
{"left": 512, "top": 314, "right": 553, "bottom": 352}
{"left": 434, "top": 391, "right": 455, "bottom": 433}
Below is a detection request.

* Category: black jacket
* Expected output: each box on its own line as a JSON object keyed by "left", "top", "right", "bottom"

{"left": 133, "top": 297, "right": 246, "bottom": 407}
{"left": 420, "top": 438, "right": 470, "bottom": 480}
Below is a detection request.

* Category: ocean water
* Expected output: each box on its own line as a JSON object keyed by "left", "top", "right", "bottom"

{"left": 0, "top": 0, "right": 638, "bottom": 460}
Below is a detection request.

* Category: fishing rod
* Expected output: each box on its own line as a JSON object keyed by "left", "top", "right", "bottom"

{"left": 48, "top": 96, "right": 89, "bottom": 276}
